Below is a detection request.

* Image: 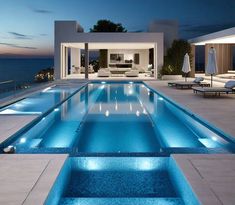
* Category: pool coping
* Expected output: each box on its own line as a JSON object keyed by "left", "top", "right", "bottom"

{"left": 172, "top": 154, "right": 235, "bottom": 205}
{"left": 0, "top": 154, "right": 68, "bottom": 205}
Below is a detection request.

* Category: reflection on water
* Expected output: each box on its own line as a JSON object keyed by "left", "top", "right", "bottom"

{"left": 9, "top": 83, "right": 234, "bottom": 154}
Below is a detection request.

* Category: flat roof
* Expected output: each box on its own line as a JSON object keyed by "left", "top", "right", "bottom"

{"left": 189, "top": 27, "right": 235, "bottom": 45}
{"left": 62, "top": 42, "right": 155, "bottom": 49}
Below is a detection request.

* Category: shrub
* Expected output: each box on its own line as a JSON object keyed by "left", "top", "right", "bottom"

{"left": 160, "top": 39, "right": 193, "bottom": 75}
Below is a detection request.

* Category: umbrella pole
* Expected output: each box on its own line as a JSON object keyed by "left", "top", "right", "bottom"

{"left": 211, "top": 74, "right": 213, "bottom": 87}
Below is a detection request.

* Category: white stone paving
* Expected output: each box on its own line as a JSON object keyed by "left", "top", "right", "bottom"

{"left": 173, "top": 154, "right": 235, "bottom": 205}
{"left": 0, "top": 115, "right": 38, "bottom": 144}
{"left": 0, "top": 154, "right": 67, "bottom": 205}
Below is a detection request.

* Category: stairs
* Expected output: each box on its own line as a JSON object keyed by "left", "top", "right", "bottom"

{"left": 60, "top": 197, "right": 184, "bottom": 205}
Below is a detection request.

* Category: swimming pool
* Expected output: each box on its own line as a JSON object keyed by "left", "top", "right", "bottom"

{"left": 1, "top": 82, "right": 235, "bottom": 154}
{"left": 45, "top": 157, "right": 199, "bottom": 205}
{"left": 0, "top": 85, "right": 79, "bottom": 115}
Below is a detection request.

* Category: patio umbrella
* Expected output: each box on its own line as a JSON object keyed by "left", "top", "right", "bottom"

{"left": 206, "top": 47, "right": 218, "bottom": 87}
{"left": 182, "top": 53, "right": 191, "bottom": 82}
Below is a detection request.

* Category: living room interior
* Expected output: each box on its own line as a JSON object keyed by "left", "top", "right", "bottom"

{"left": 63, "top": 43, "right": 156, "bottom": 80}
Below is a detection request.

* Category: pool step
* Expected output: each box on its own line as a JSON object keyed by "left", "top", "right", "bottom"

{"left": 60, "top": 197, "right": 184, "bottom": 205}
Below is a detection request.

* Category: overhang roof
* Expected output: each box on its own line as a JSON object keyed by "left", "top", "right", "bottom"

{"left": 62, "top": 42, "right": 155, "bottom": 49}
{"left": 189, "top": 27, "right": 235, "bottom": 45}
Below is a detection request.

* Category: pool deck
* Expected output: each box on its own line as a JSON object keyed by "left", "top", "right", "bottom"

{"left": 173, "top": 154, "right": 235, "bottom": 205}
{"left": 145, "top": 80, "right": 235, "bottom": 138}
{"left": 0, "top": 80, "right": 235, "bottom": 205}
{"left": 0, "top": 115, "right": 38, "bottom": 144}
{"left": 0, "top": 154, "right": 68, "bottom": 205}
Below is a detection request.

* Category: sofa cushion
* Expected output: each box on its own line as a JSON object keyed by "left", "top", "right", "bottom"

{"left": 224, "top": 80, "right": 235, "bottom": 89}
{"left": 193, "top": 77, "right": 204, "bottom": 83}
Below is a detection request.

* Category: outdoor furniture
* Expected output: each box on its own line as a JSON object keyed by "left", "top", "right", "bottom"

{"left": 125, "top": 70, "right": 139, "bottom": 77}
{"left": 192, "top": 80, "right": 235, "bottom": 97}
{"left": 97, "top": 69, "right": 111, "bottom": 77}
{"left": 168, "top": 81, "right": 210, "bottom": 89}
{"left": 168, "top": 77, "right": 209, "bottom": 89}
{"left": 109, "top": 68, "right": 131, "bottom": 75}
{"left": 80, "top": 66, "right": 94, "bottom": 73}
{"left": 71, "top": 66, "right": 80, "bottom": 74}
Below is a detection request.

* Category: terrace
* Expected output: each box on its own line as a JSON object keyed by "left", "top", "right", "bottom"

{"left": 0, "top": 79, "right": 235, "bottom": 205}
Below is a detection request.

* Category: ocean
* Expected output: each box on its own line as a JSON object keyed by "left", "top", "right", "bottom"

{"left": 0, "top": 58, "right": 54, "bottom": 84}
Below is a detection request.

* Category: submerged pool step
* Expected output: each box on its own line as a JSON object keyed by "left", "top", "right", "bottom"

{"left": 59, "top": 197, "right": 184, "bottom": 205}
{"left": 65, "top": 170, "right": 176, "bottom": 198}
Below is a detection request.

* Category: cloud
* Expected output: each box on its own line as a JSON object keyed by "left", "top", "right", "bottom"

{"left": 0, "top": 42, "right": 37, "bottom": 49}
{"left": 31, "top": 7, "right": 52, "bottom": 14}
{"left": 40, "top": 33, "right": 48, "bottom": 36}
{"left": 8, "top": 32, "right": 33, "bottom": 39}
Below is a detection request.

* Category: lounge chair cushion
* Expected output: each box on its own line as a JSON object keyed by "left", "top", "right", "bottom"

{"left": 193, "top": 77, "right": 204, "bottom": 83}
{"left": 224, "top": 80, "right": 235, "bottom": 89}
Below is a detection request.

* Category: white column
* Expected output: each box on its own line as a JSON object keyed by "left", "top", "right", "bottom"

{"left": 71, "top": 48, "right": 81, "bottom": 73}
{"left": 61, "top": 45, "right": 66, "bottom": 79}
{"left": 154, "top": 43, "right": 158, "bottom": 79}
{"left": 64, "top": 46, "right": 68, "bottom": 77}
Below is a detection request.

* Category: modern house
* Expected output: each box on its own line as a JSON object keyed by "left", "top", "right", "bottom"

{"left": 54, "top": 21, "right": 165, "bottom": 80}
{"left": 189, "top": 27, "right": 235, "bottom": 74}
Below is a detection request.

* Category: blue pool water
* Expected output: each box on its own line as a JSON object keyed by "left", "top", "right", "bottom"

{"left": 1, "top": 82, "right": 235, "bottom": 154}
{"left": 0, "top": 85, "right": 78, "bottom": 115}
{"left": 45, "top": 157, "right": 199, "bottom": 205}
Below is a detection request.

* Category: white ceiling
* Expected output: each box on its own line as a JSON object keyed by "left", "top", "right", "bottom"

{"left": 194, "top": 35, "right": 235, "bottom": 45}
{"left": 62, "top": 42, "right": 155, "bottom": 49}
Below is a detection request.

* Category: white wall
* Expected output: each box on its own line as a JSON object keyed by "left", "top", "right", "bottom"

{"left": 54, "top": 21, "right": 164, "bottom": 79}
{"left": 107, "top": 49, "right": 149, "bottom": 70}
{"left": 70, "top": 48, "right": 81, "bottom": 71}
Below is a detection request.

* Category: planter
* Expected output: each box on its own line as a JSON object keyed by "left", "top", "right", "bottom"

{"left": 161, "top": 75, "right": 182, "bottom": 80}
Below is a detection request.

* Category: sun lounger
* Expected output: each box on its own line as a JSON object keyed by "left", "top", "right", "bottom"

{"left": 192, "top": 80, "right": 235, "bottom": 97}
{"left": 168, "top": 81, "right": 210, "bottom": 89}
{"left": 168, "top": 77, "right": 210, "bottom": 89}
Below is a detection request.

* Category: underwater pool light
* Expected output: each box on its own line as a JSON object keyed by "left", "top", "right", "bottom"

{"left": 19, "top": 137, "right": 26, "bottom": 144}
{"left": 101, "top": 81, "right": 106, "bottom": 84}
{"left": 86, "top": 159, "right": 100, "bottom": 170}
{"left": 54, "top": 108, "right": 59, "bottom": 112}
{"left": 105, "top": 110, "right": 109, "bottom": 117}
{"left": 136, "top": 110, "right": 140, "bottom": 117}
{"left": 158, "top": 97, "right": 164, "bottom": 101}
{"left": 212, "top": 136, "right": 217, "bottom": 141}
{"left": 138, "top": 159, "right": 155, "bottom": 170}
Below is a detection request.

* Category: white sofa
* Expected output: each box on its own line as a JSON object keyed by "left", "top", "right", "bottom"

{"left": 80, "top": 65, "right": 94, "bottom": 73}
{"left": 98, "top": 68, "right": 111, "bottom": 77}
{"left": 109, "top": 68, "right": 131, "bottom": 74}
{"left": 125, "top": 70, "right": 139, "bottom": 77}
{"left": 132, "top": 65, "right": 145, "bottom": 73}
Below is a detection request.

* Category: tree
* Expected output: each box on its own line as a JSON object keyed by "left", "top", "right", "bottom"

{"left": 90, "top": 19, "right": 127, "bottom": 32}
{"left": 160, "top": 39, "right": 193, "bottom": 75}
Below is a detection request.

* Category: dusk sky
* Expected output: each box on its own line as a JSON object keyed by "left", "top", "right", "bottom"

{"left": 0, "top": 0, "right": 235, "bottom": 57}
